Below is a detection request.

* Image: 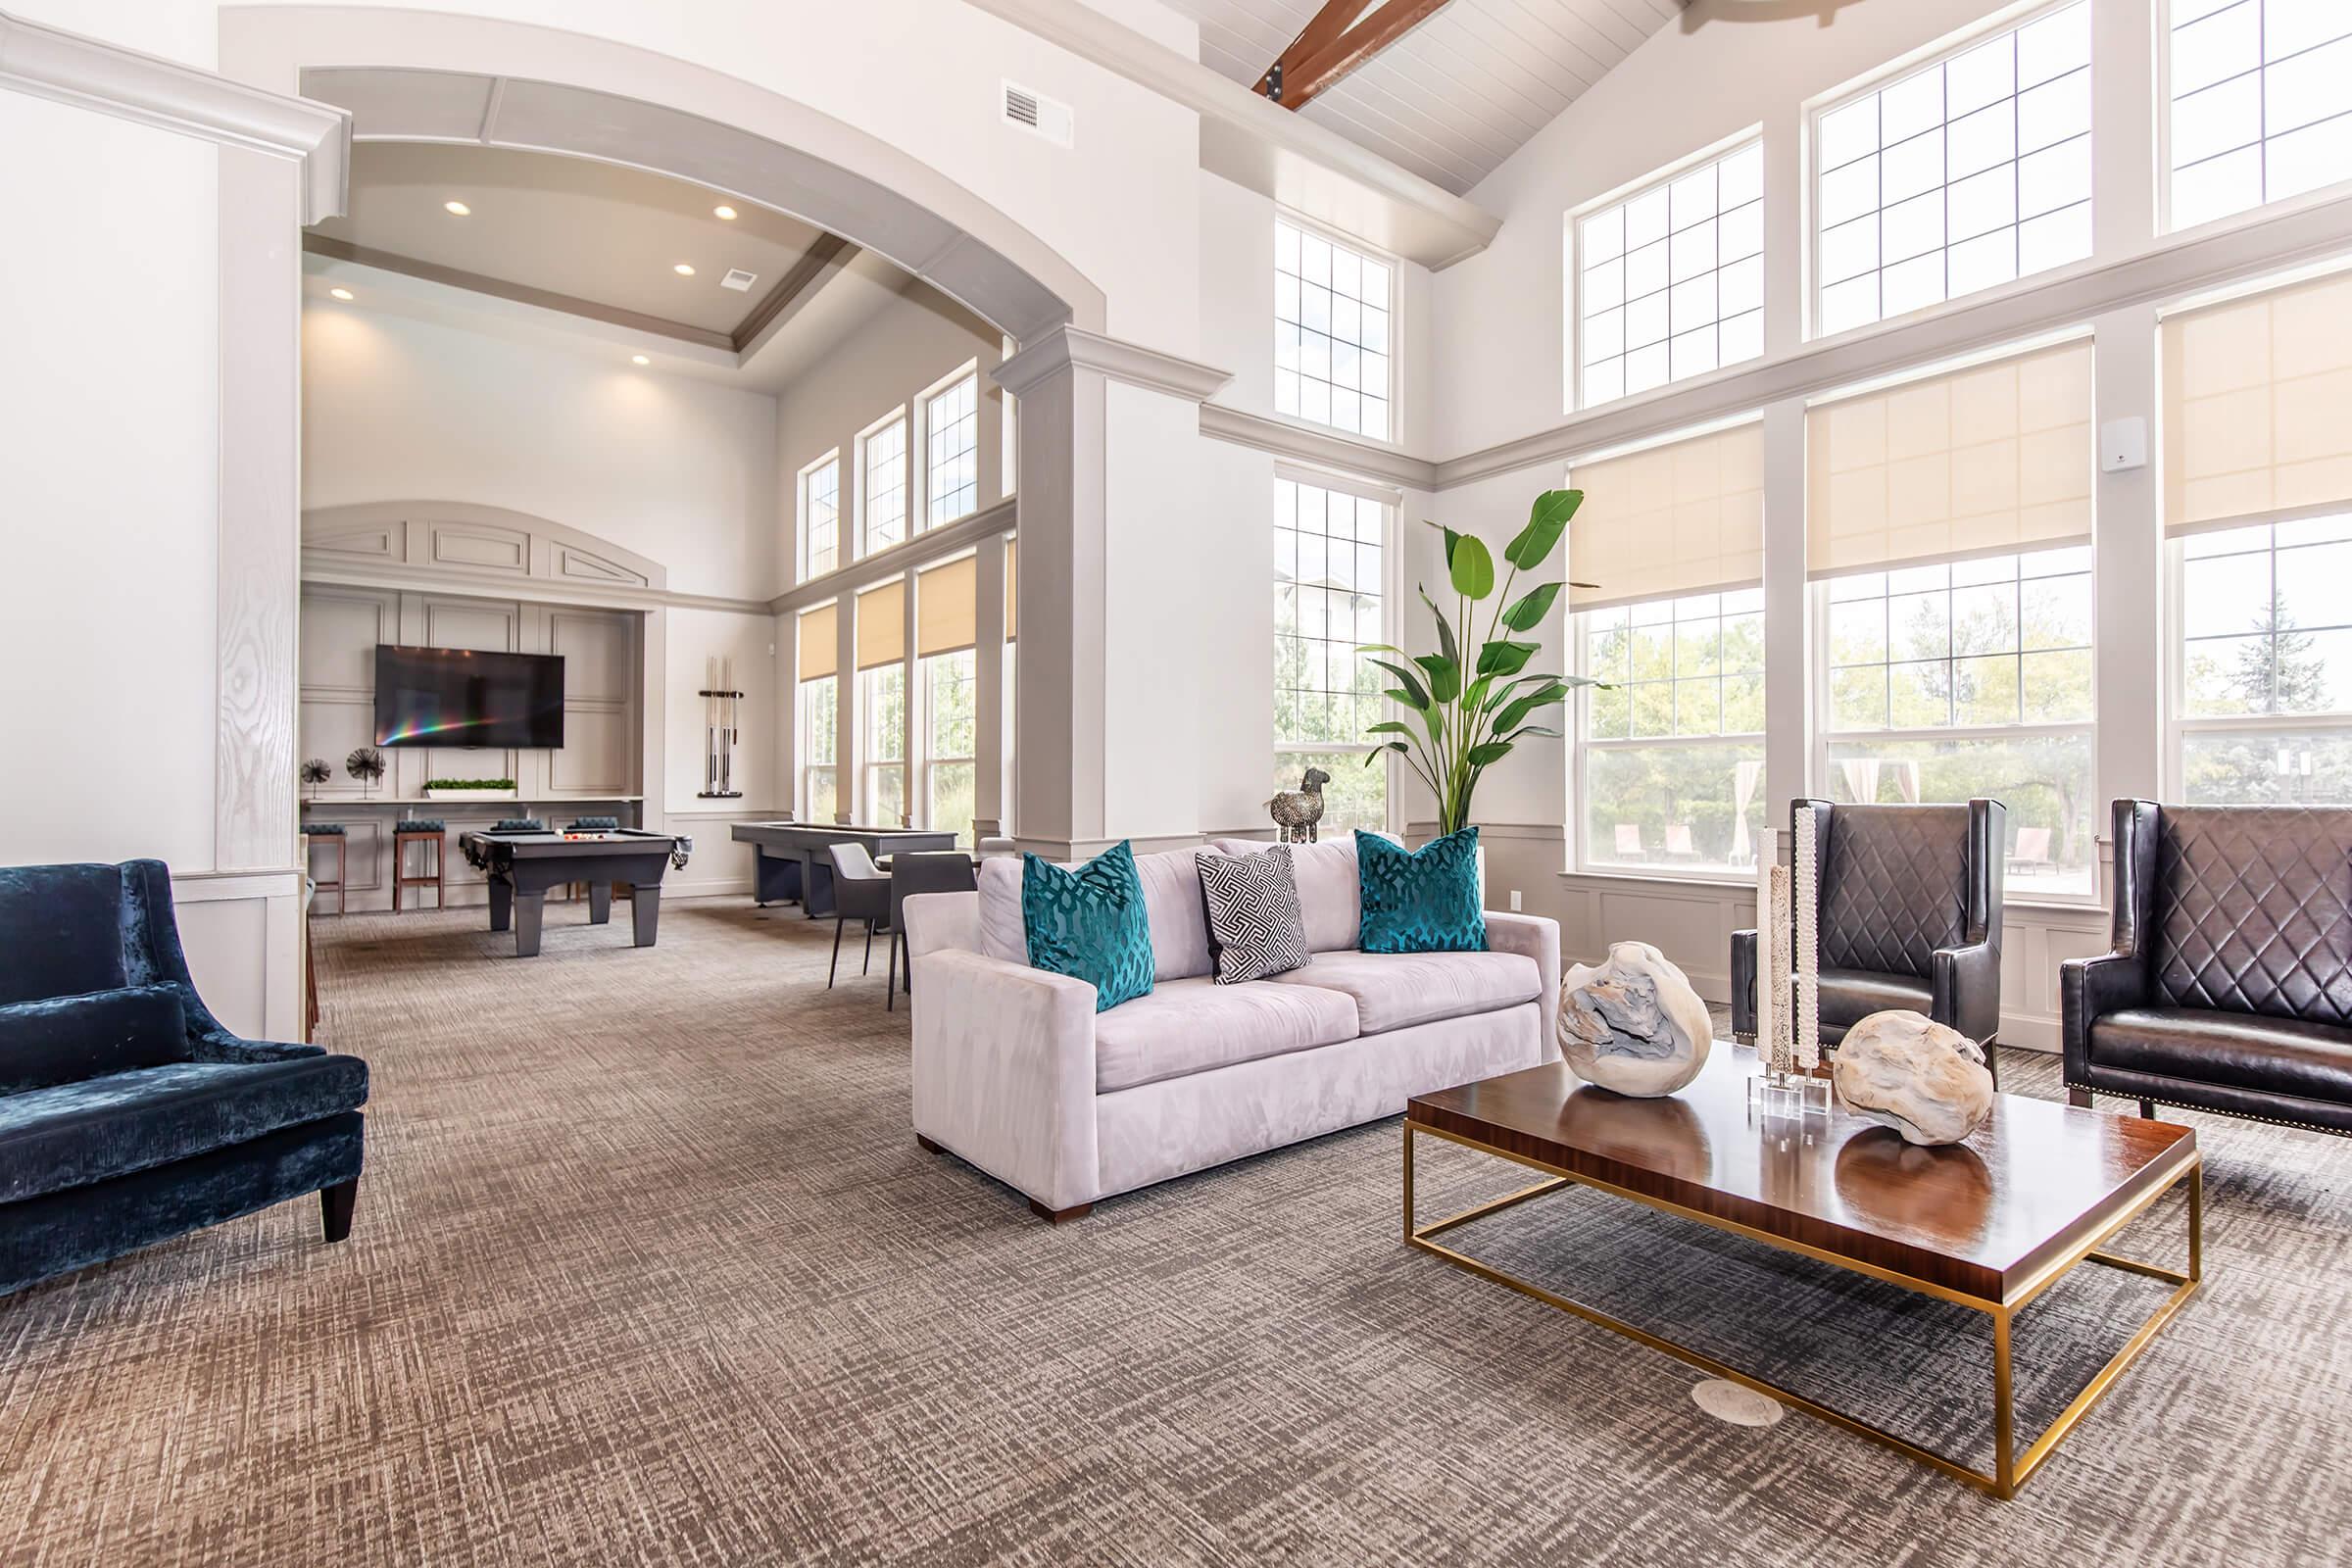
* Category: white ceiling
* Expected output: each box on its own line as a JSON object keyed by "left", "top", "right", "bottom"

{"left": 308, "top": 142, "right": 848, "bottom": 344}
{"left": 1166, "top": 0, "right": 1687, "bottom": 195}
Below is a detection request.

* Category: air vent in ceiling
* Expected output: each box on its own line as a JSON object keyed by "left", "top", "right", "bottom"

{"left": 1002, "top": 79, "right": 1072, "bottom": 148}
{"left": 719, "top": 269, "right": 759, "bottom": 292}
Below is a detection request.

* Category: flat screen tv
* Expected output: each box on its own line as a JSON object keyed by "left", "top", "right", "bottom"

{"left": 373, "top": 646, "right": 565, "bottom": 749}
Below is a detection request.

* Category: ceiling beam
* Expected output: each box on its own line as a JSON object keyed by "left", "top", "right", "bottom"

{"left": 732, "top": 232, "right": 856, "bottom": 354}
{"left": 1256, "top": 0, "right": 1455, "bottom": 112}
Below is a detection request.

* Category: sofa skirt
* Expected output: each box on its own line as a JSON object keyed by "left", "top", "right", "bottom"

{"left": 1093, "top": 1001, "right": 1550, "bottom": 1200}
{"left": 0, "top": 1111, "right": 365, "bottom": 1298}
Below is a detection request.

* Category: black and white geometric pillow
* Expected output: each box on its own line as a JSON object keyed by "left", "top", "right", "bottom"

{"left": 1197, "top": 845, "right": 1310, "bottom": 984}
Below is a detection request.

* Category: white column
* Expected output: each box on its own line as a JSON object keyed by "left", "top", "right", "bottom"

{"left": 1760, "top": 395, "right": 1811, "bottom": 831}
{"left": 971, "top": 532, "right": 1008, "bottom": 839}
{"left": 899, "top": 571, "right": 917, "bottom": 828}
{"left": 2091, "top": 304, "right": 2163, "bottom": 817}
{"left": 834, "top": 592, "right": 858, "bottom": 824}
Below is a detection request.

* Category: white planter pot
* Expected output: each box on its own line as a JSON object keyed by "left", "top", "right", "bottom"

{"left": 424, "top": 787, "right": 517, "bottom": 801}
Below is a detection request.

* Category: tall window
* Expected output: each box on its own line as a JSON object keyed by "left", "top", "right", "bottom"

{"left": 800, "top": 452, "right": 839, "bottom": 580}
{"left": 1275, "top": 220, "right": 1393, "bottom": 441}
{"left": 2176, "top": 518, "right": 2352, "bottom": 803}
{"left": 1821, "top": 548, "right": 2096, "bottom": 897}
{"left": 1814, "top": 0, "right": 2091, "bottom": 336}
{"left": 1574, "top": 139, "right": 1764, "bottom": 409}
{"left": 859, "top": 411, "right": 907, "bottom": 557}
{"left": 2169, "top": 0, "right": 2352, "bottom": 228}
{"left": 861, "top": 663, "right": 905, "bottom": 823}
{"left": 925, "top": 370, "right": 979, "bottom": 527}
{"left": 1579, "top": 592, "right": 1767, "bottom": 875}
{"left": 801, "top": 676, "right": 837, "bottom": 822}
{"left": 1274, "top": 477, "right": 1387, "bottom": 833}
{"left": 924, "top": 650, "right": 977, "bottom": 845}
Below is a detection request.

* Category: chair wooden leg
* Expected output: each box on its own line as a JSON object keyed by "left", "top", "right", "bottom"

{"left": 2140, "top": 1098, "right": 2157, "bottom": 1118}
{"left": 320, "top": 1178, "right": 359, "bottom": 1243}
{"left": 829, "top": 917, "right": 846, "bottom": 988}
{"left": 2068, "top": 1088, "right": 2093, "bottom": 1108}
{"left": 1029, "top": 1199, "right": 1094, "bottom": 1224}
{"left": 916, "top": 1133, "right": 945, "bottom": 1154}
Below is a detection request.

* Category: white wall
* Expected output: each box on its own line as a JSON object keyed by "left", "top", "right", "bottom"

{"left": 303, "top": 303, "right": 781, "bottom": 598}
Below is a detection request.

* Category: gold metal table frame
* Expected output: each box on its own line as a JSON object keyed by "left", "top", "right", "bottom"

{"left": 1403, "top": 1121, "right": 2203, "bottom": 1499}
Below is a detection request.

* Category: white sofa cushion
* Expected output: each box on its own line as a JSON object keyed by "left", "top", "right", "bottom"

{"left": 1264, "top": 949, "right": 1541, "bottom": 1035}
{"left": 1212, "top": 835, "right": 1379, "bottom": 953}
{"left": 977, "top": 848, "right": 1213, "bottom": 981}
{"left": 1093, "top": 975, "right": 1358, "bottom": 1093}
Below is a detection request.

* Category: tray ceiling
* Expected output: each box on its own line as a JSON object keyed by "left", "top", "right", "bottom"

{"left": 1167, "top": 0, "right": 1687, "bottom": 195}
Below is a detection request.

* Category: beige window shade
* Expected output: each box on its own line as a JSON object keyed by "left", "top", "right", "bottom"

{"left": 1004, "top": 537, "right": 1017, "bottom": 643}
{"left": 798, "top": 603, "right": 837, "bottom": 682}
{"left": 856, "top": 581, "right": 906, "bottom": 670}
{"left": 916, "top": 556, "right": 977, "bottom": 658}
{"left": 1567, "top": 421, "right": 1764, "bottom": 611}
{"left": 1807, "top": 339, "right": 2092, "bottom": 577}
{"left": 2164, "top": 268, "right": 2352, "bottom": 535}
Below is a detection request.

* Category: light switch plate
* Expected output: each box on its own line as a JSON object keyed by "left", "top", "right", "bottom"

{"left": 2100, "top": 416, "right": 2148, "bottom": 472}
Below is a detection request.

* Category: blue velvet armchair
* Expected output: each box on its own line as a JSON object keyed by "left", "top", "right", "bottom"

{"left": 0, "top": 859, "right": 368, "bottom": 1297}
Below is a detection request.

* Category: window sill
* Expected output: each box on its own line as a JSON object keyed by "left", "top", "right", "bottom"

{"left": 1558, "top": 865, "right": 1758, "bottom": 895}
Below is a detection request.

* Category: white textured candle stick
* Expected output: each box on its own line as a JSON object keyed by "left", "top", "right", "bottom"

{"left": 1792, "top": 809, "right": 1821, "bottom": 1074}
{"left": 1768, "top": 863, "right": 1794, "bottom": 1079}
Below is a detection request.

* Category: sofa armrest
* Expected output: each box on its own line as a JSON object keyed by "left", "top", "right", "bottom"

{"left": 1485, "top": 911, "right": 1560, "bottom": 1016}
{"left": 1930, "top": 941, "right": 2003, "bottom": 1046}
{"left": 903, "top": 890, "right": 981, "bottom": 960}
{"left": 909, "top": 949, "right": 1101, "bottom": 1212}
{"left": 2061, "top": 950, "right": 2147, "bottom": 1087}
{"left": 1730, "top": 930, "right": 1758, "bottom": 1037}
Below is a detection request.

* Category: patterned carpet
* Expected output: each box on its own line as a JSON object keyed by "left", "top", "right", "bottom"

{"left": 4, "top": 899, "right": 2349, "bottom": 1566}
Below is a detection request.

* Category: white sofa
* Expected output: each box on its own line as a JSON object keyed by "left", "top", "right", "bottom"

{"left": 902, "top": 837, "right": 1562, "bottom": 1220}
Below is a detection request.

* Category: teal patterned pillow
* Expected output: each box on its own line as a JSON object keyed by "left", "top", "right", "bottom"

{"left": 1356, "top": 828, "right": 1486, "bottom": 954}
{"left": 1021, "top": 842, "right": 1154, "bottom": 1012}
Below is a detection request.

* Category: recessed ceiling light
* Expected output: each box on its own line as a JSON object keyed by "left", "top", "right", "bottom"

{"left": 443, "top": 199, "right": 471, "bottom": 217}
{"left": 673, "top": 263, "right": 697, "bottom": 276}
{"left": 713, "top": 205, "right": 738, "bottom": 220}
{"left": 329, "top": 287, "right": 354, "bottom": 301}
{"left": 631, "top": 355, "right": 651, "bottom": 366}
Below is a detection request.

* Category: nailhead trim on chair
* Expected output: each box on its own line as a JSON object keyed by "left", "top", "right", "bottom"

{"left": 2065, "top": 1080, "right": 2347, "bottom": 1138}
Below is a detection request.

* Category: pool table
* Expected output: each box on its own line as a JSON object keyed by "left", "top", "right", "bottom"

{"left": 729, "top": 821, "right": 956, "bottom": 916}
{"left": 459, "top": 828, "right": 689, "bottom": 957}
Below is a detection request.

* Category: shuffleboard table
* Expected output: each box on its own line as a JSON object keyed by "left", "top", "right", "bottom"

{"left": 729, "top": 821, "right": 957, "bottom": 916}
{"left": 460, "top": 828, "right": 689, "bottom": 957}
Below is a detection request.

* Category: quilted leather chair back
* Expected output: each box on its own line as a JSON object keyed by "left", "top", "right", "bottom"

{"left": 1817, "top": 804, "right": 1972, "bottom": 979}
{"left": 2151, "top": 806, "right": 2352, "bottom": 1023}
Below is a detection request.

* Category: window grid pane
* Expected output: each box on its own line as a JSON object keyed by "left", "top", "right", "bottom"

{"left": 862, "top": 417, "right": 906, "bottom": 556}
{"left": 925, "top": 375, "right": 978, "bottom": 527}
{"left": 800, "top": 674, "right": 836, "bottom": 821}
{"left": 1815, "top": 1, "right": 2092, "bottom": 337}
{"left": 1275, "top": 220, "right": 1394, "bottom": 441}
{"left": 2170, "top": 0, "right": 2352, "bottom": 228}
{"left": 1577, "top": 140, "right": 1765, "bottom": 410}
{"left": 1275, "top": 479, "right": 1387, "bottom": 751}
{"left": 802, "top": 456, "right": 838, "bottom": 580}
{"left": 1823, "top": 546, "right": 2095, "bottom": 895}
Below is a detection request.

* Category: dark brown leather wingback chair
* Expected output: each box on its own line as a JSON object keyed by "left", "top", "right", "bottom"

{"left": 1733, "top": 799, "right": 2006, "bottom": 1054}
{"left": 2063, "top": 801, "right": 2352, "bottom": 1135}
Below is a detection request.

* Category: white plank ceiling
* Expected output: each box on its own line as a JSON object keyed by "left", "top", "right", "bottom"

{"left": 1167, "top": 0, "right": 1686, "bottom": 195}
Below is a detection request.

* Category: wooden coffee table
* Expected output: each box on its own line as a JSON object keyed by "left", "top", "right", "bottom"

{"left": 1404, "top": 1051, "right": 2201, "bottom": 1498}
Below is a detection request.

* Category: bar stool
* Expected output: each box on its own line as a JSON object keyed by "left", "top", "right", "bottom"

{"left": 492, "top": 817, "right": 546, "bottom": 833}
{"left": 392, "top": 818, "right": 448, "bottom": 911}
{"left": 301, "top": 822, "right": 347, "bottom": 915}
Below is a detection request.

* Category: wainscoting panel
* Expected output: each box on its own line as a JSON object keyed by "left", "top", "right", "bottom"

{"left": 297, "top": 588, "right": 393, "bottom": 694}
{"left": 425, "top": 516, "right": 531, "bottom": 574}
{"left": 548, "top": 707, "right": 632, "bottom": 795}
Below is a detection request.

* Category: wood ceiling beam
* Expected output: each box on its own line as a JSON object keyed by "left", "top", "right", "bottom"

{"left": 1255, "top": 0, "right": 1456, "bottom": 111}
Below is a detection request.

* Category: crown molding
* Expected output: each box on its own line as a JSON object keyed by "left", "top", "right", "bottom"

{"left": 300, "top": 560, "right": 770, "bottom": 618}
{"left": 1434, "top": 182, "right": 2352, "bottom": 490}
{"left": 993, "top": 324, "right": 1232, "bottom": 403}
{"left": 961, "top": 0, "right": 1498, "bottom": 270}
{"left": 0, "top": 9, "right": 350, "bottom": 222}
{"left": 1198, "top": 402, "right": 1438, "bottom": 491}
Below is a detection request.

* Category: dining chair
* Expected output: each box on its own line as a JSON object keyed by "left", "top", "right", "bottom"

{"left": 825, "top": 843, "right": 893, "bottom": 991}
{"left": 887, "top": 851, "right": 979, "bottom": 1010}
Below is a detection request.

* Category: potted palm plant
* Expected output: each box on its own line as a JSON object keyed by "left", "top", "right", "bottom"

{"left": 1359, "top": 488, "right": 1595, "bottom": 836}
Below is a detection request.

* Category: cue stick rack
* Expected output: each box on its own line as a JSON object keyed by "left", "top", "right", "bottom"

{"left": 697, "top": 654, "right": 746, "bottom": 799}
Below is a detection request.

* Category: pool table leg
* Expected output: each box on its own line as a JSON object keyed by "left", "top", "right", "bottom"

{"left": 489, "top": 879, "right": 513, "bottom": 933}
{"left": 514, "top": 891, "right": 546, "bottom": 957}
{"left": 588, "top": 882, "right": 612, "bottom": 925}
{"left": 632, "top": 887, "right": 662, "bottom": 948}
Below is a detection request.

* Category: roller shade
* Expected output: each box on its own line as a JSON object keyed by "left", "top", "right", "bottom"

{"left": 1004, "top": 537, "right": 1017, "bottom": 643}
{"left": 1567, "top": 421, "right": 1764, "bottom": 612}
{"left": 1807, "top": 338, "right": 2092, "bottom": 577}
{"left": 917, "top": 556, "right": 977, "bottom": 658}
{"left": 856, "top": 581, "right": 906, "bottom": 670}
{"left": 797, "top": 603, "right": 837, "bottom": 682}
{"left": 2164, "top": 268, "right": 2352, "bottom": 536}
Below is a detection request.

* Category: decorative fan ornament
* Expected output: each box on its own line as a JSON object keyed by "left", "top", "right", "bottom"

{"left": 345, "top": 746, "right": 386, "bottom": 799}
{"left": 299, "top": 758, "right": 331, "bottom": 800}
